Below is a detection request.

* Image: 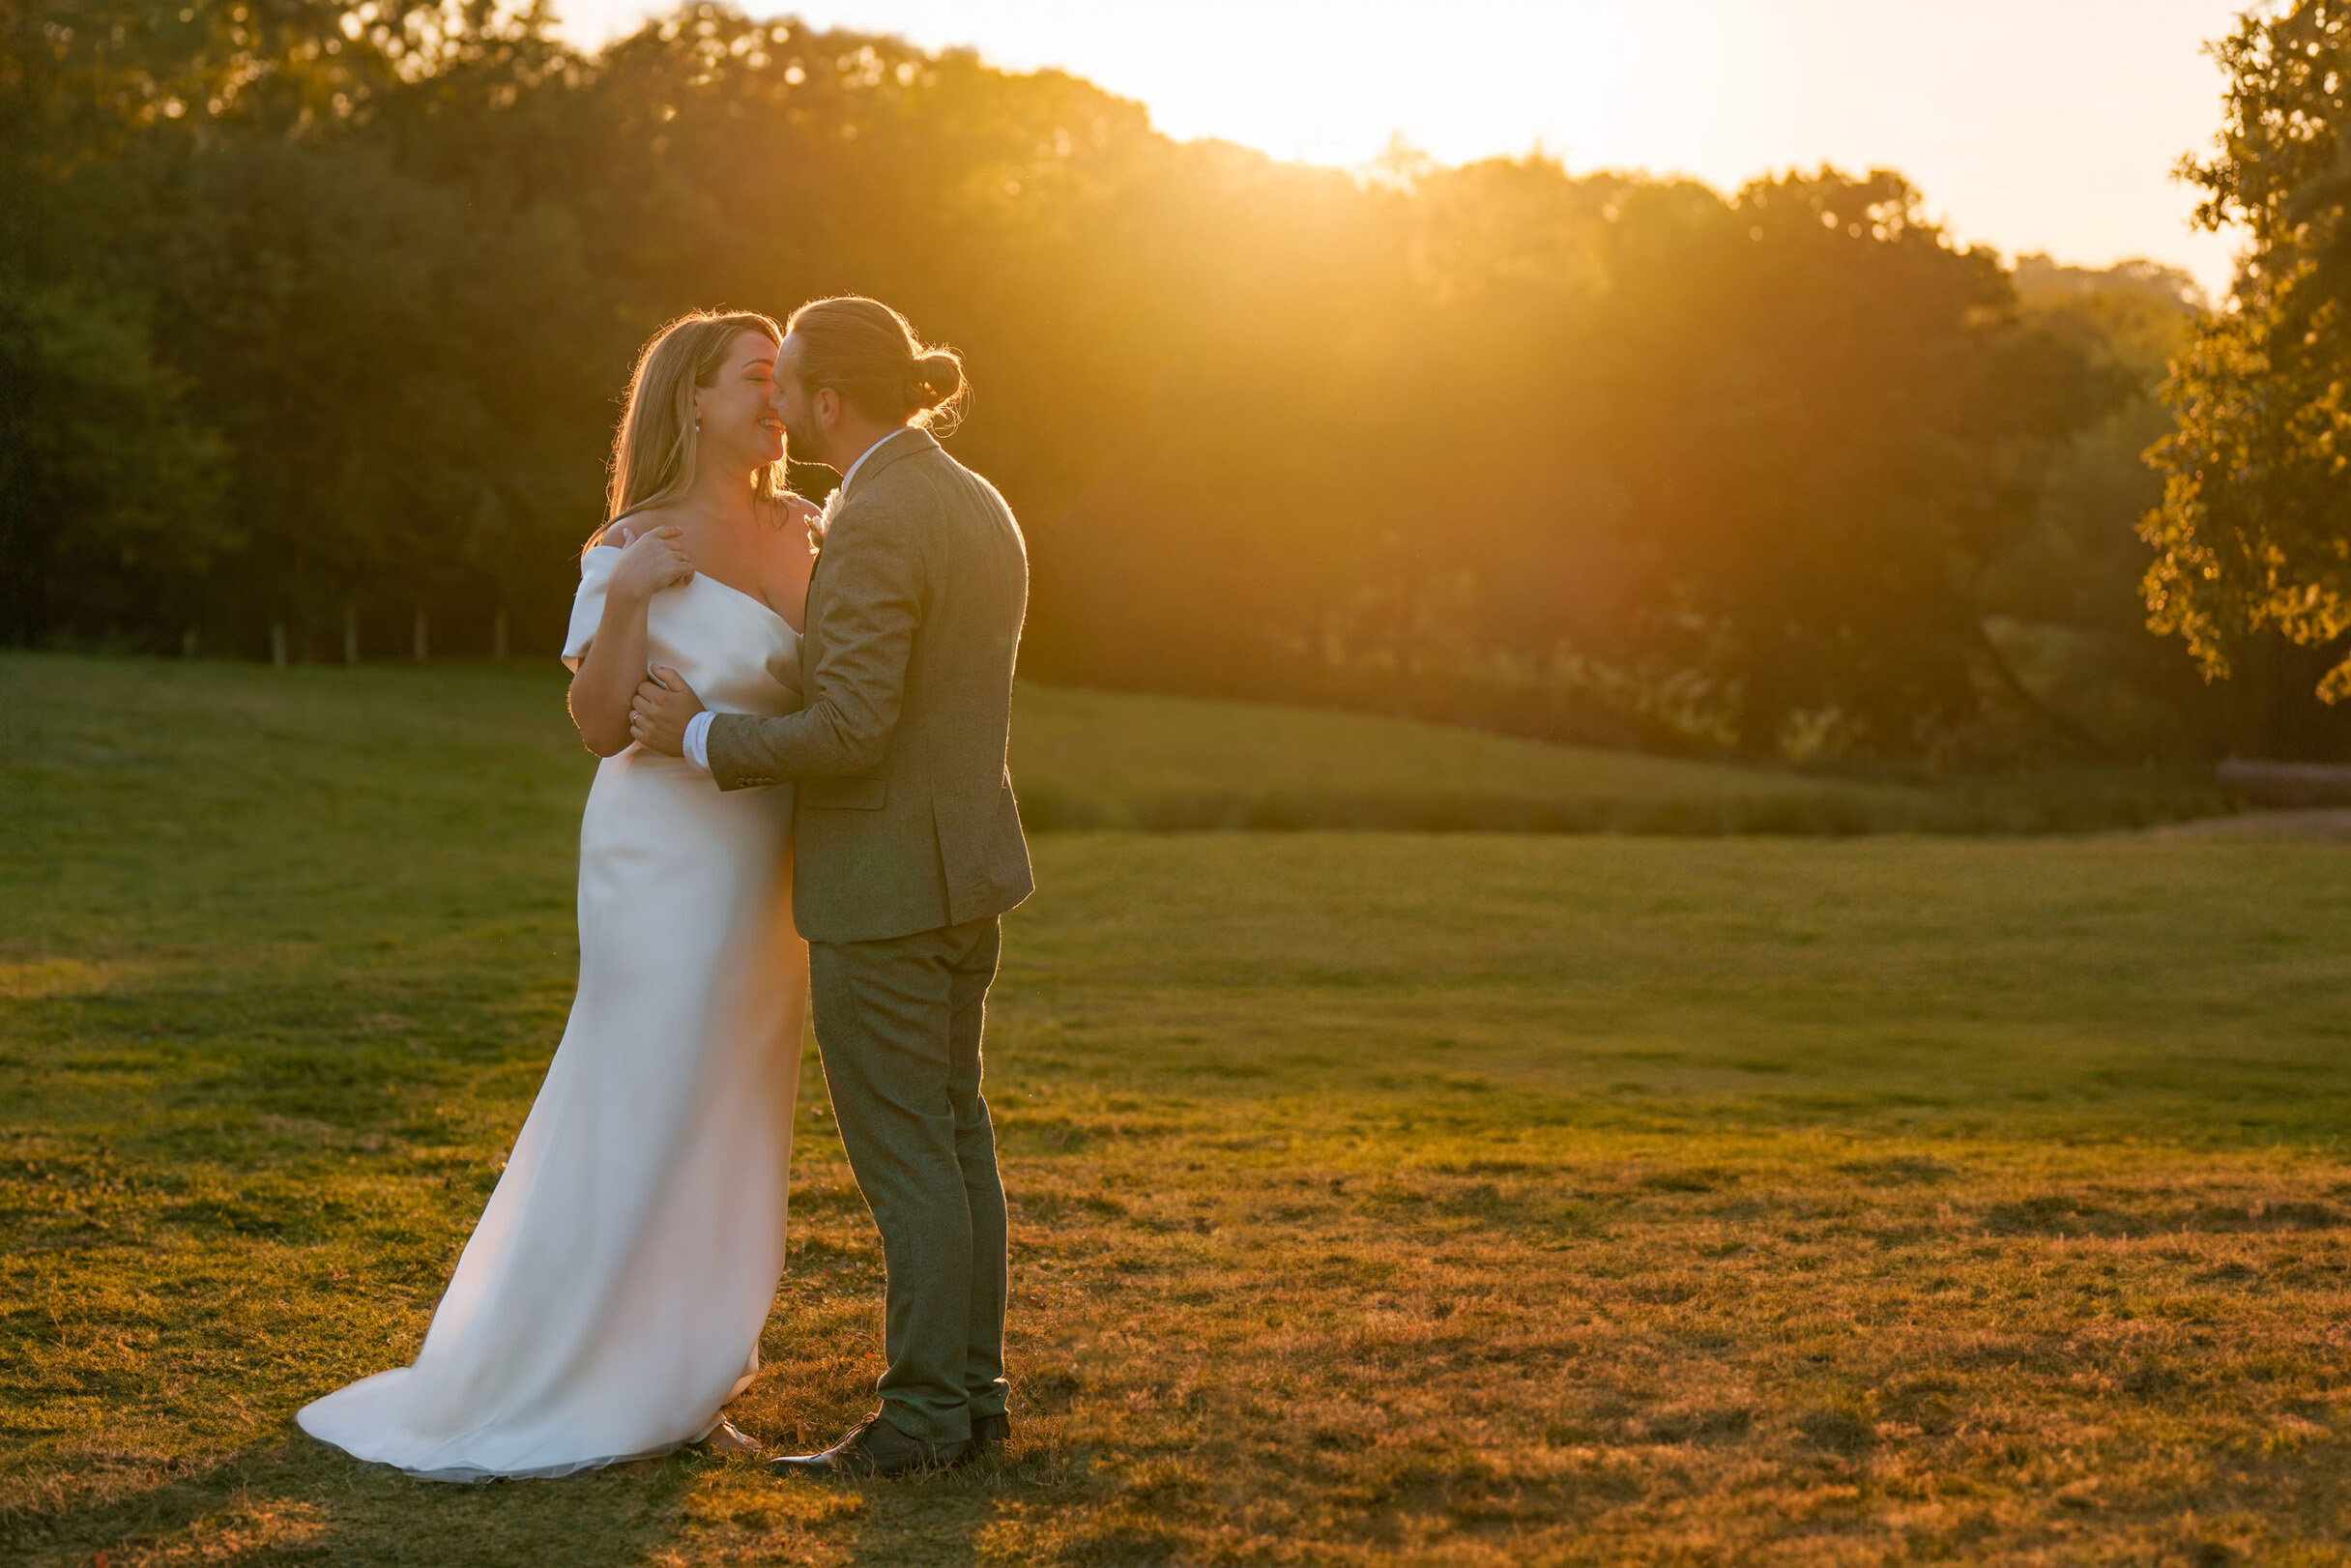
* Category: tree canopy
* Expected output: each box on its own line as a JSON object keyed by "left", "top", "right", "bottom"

{"left": 2142, "top": 0, "right": 2351, "bottom": 728}
{"left": 3, "top": 0, "right": 2258, "bottom": 760}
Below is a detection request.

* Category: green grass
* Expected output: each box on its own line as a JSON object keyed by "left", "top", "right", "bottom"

{"left": 3, "top": 654, "right": 2348, "bottom": 1565}
{"left": 1013, "top": 684, "right": 2230, "bottom": 833}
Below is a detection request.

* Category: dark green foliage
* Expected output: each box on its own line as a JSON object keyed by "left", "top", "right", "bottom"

{"left": 0, "top": 277, "right": 229, "bottom": 643}
{"left": 2141, "top": 0, "right": 2351, "bottom": 748}
{"left": 3, "top": 1, "right": 2207, "bottom": 759}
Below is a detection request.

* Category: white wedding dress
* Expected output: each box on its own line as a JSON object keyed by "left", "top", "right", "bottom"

{"left": 298, "top": 547, "right": 810, "bottom": 1480}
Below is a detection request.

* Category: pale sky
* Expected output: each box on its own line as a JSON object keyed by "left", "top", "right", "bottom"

{"left": 553, "top": 0, "right": 2258, "bottom": 297}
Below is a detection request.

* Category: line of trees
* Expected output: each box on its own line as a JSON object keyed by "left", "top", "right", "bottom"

{"left": 8, "top": 0, "right": 2341, "bottom": 761}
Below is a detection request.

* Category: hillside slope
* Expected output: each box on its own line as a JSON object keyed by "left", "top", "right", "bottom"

{"left": 0, "top": 657, "right": 2228, "bottom": 835}
{"left": 1011, "top": 685, "right": 2225, "bottom": 833}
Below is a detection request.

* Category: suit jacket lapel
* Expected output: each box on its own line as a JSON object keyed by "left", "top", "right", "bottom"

{"left": 804, "top": 428, "right": 941, "bottom": 682}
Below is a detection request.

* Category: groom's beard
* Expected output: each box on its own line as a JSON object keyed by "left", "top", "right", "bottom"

{"left": 779, "top": 410, "right": 824, "bottom": 466}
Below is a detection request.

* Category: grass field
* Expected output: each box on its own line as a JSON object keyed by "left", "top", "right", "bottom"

{"left": 1011, "top": 685, "right": 2229, "bottom": 834}
{"left": 3, "top": 654, "right": 2348, "bottom": 1566}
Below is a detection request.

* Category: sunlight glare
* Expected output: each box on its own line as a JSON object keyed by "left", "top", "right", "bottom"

{"left": 552, "top": 0, "right": 2249, "bottom": 294}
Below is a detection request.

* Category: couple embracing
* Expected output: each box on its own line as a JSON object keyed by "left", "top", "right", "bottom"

{"left": 297, "top": 297, "right": 1032, "bottom": 1481}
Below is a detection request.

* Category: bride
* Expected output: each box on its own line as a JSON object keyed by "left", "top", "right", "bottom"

{"left": 298, "top": 310, "right": 819, "bottom": 1478}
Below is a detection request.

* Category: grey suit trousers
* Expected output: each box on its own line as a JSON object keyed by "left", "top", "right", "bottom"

{"left": 808, "top": 915, "right": 1010, "bottom": 1442}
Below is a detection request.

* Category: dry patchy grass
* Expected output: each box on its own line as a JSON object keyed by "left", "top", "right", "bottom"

{"left": 1, "top": 656, "right": 2347, "bottom": 1565}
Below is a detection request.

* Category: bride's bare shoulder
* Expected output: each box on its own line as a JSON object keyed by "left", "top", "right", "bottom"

{"left": 757, "top": 495, "right": 821, "bottom": 567}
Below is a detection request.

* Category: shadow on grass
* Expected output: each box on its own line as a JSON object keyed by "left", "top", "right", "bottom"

{"left": 5, "top": 1427, "right": 1046, "bottom": 1568}
{"left": 5, "top": 1424, "right": 701, "bottom": 1568}
{"left": 842, "top": 1484, "right": 994, "bottom": 1568}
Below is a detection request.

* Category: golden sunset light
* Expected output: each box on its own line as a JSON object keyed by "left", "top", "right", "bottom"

{"left": 558, "top": 0, "right": 2250, "bottom": 292}
{"left": 15, "top": 0, "right": 2351, "bottom": 1561}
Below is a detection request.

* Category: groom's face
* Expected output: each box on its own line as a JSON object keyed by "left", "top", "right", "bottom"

{"left": 768, "top": 335, "right": 828, "bottom": 467}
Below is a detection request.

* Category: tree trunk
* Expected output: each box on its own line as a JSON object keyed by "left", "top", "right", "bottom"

{"left": 493, "top": 607, "right": 509, "bottom": 661}
{"left": 270, "top": 622, "right": 287, "bottom": 670}
{"left": 413, "top": 608, "right": 429, "bottom": 663}
{"left": 1972, "top": 622, "right": 2109, "bottom": 760}
{"left": 343, "top": 603, "right": 361, "bottom": 666}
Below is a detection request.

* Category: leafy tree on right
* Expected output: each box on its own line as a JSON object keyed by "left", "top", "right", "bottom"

{"left": 2143, "top": 0, "right": 2351, "bottom": 752}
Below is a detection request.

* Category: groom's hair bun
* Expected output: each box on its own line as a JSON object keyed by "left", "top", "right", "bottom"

{"left": 909, "top": 348, "right": 966, "bottom": 413}
{"left": 788, "top": 297, "right": 970, "bottom": 433}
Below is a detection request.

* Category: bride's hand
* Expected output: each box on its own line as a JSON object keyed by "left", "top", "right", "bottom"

{"left": 610, "top": 525, "right": 694, "bottom": 603}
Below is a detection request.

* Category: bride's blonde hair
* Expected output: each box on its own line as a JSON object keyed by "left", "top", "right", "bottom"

{"left": 593, "top": 309, "right": 787, "bottom": 545}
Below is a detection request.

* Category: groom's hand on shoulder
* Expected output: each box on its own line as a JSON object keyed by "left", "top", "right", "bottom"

{"left": 628, "top": 665, "right": 705, "bottom": 757}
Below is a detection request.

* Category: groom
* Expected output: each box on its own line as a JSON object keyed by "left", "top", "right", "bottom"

{"left": 628, "top": 296, "right": 1033, "bottom": 1477}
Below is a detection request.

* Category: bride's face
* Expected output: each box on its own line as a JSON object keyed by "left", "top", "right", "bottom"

{"left": 694, "top": 331, "right": 787, "bottom": 469}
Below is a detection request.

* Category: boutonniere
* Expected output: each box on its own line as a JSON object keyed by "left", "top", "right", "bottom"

{"left": 806, "top": 486, "right": 841, "bottom": 560}
{"left": 789, "top": 487, "right": 829, "bottom": 562}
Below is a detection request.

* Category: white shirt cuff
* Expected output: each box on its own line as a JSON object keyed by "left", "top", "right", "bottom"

{"left": 683, "top": 710, "right": 714, "bottom": 771}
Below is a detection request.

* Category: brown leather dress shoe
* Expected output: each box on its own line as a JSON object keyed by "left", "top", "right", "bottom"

{"left": 769, "top": 1411, "right": 967, "bottom": 1479}
{"left": 958, "top": 1410, "right": 1010, "bottom": 1464}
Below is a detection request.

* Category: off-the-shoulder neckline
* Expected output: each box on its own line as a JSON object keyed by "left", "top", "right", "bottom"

{"left": 585, "top": 546, "right": 795, "bottom": 631}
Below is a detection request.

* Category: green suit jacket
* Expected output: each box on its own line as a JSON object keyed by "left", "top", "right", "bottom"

{"left": 706, "top": 428, "right": 1034, "bottom": 944}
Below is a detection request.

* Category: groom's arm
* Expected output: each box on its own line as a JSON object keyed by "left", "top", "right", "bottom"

{"left": 704, "top": 499, "right": 925, "bottom": 791}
